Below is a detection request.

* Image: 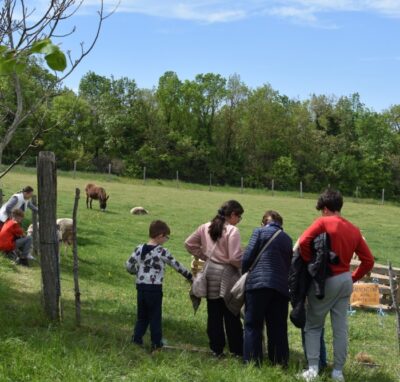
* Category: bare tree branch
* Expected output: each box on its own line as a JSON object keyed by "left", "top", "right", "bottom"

{"left": 0, "top": 0, "right": 115, "bottom": 165}
{"left": 0, "top": 127, "right": 40, "bottom": 179}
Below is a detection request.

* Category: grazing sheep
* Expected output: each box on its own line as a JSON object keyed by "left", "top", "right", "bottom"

{"left": 27, "top": 218, "right": 73, "bottom": 254}
{"left": 56, "top": 218, "right": 73, "bottom": 251}
{"left": 130, "top": 207, "right": 149, "bottom": 215}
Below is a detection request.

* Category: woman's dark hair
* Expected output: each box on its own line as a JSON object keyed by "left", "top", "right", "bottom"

{"left": 316, "top": 189, "right": 343, "bottom": 212}
{"left": 22, "top": 186, "right": 34, "bottom": 193}
{"left": 262, "top": 210, "right": 283, "bottom": 226}
{"left": 208, "top": 200, "right": 244, "bottom": 242}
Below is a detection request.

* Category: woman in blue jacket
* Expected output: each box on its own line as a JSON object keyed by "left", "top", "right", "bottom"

{"left": 242, "top": 210, "right": 293, "bottom": 366}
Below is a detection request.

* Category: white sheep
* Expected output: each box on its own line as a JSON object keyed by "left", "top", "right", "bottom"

{"left": 27, "top": 218, "right": 74, "bottom": 255}
{"left": 130, "top": 207, "right": 149, "bottom": 215}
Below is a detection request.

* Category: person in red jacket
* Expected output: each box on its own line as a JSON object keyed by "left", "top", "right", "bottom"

{"left": 0, "top": 209, "right": 33, "bottom": 266}
{"left": 298, "top": 189, "right": 374, "bottom": 382}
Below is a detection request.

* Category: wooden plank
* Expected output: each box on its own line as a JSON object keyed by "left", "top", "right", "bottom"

{"left": 350, "top": 303, "right": 391, "bottom": 311}
{"left": 350, "top": 260, "right": 400, "bottom": 277}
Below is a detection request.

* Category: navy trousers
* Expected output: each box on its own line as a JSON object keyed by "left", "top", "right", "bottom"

{"left": 133, "top": 289, "right": 163, "bottom": 348}
{"left": 243, "top": 288, "right": 289, "bottom": 366}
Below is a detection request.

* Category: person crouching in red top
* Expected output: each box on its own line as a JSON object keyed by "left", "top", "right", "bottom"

{"left": 298, "top": 189, "right": 374, "bottom": 382}
{"left": 0, "top": 209, "right": 33, "bottom": 266}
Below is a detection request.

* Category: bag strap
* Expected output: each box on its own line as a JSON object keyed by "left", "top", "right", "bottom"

{"left": 248, "top": 229, "right": 282, "bottom": 273}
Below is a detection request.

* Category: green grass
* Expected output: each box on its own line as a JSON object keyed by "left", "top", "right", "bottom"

{"left": 0, "top": 168, "right": 399, "bottom": 381}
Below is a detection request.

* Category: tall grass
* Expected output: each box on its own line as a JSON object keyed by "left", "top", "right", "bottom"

{"left": 0, "top": 169, "right": 399, "bottom": 381}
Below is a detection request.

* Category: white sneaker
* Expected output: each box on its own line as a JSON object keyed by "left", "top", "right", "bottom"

{"left": 332, "top": 369, "right": 345, "bottom": 381}
{"left": 26, "top": 254, "right": 36, "bottom": 260}
{"left": 298, "top": 367, "right": 319, "bottom": 381}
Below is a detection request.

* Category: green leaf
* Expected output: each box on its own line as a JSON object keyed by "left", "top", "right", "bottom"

{"left": 45, "top": 49, "right": 67, "bottom": 71}
{"left": 30, "top": 38, "right": 52, "bottom": 54}
{"left": 14, "top": 61, "right": 25, "bottom": 74}
{"left": 0, "top": 45, "right": 8, "bottom": 55}
{"left": 41, "top": 43, "right": 59, "bottom": 56}
{"left": 0, "top": 58, "right": 16, "bottom": 75}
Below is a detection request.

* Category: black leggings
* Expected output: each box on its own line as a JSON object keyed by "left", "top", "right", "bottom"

{"left": 206, "top": 298, "right": 243, "bottom": 356}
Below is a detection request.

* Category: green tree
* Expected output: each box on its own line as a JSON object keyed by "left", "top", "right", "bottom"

{"left": 0, "top": 0, "right": 110, "bottom": 176}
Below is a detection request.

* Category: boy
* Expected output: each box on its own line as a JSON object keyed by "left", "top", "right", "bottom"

{"left": 126, "top": 220, "right": 192, "bottom": 351}
{"left": 0, "top": 209, "right": 33, "bottom": 266}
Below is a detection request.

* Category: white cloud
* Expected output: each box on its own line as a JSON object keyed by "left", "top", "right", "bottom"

{"left": 79, "top": 1, "right": 400, "bottom": 24}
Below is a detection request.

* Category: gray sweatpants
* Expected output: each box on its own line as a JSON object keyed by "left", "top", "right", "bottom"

{"left": 304, "top": 272, "right": 353, "bottom": 371}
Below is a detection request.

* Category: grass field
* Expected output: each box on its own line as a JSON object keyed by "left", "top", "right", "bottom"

{"left": 0, "top": 168, "right": 399, "bottom": 382}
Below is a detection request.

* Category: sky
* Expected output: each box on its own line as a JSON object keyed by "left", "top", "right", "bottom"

{"left": 38, "top": 0, "right": 400, "bottom": 111}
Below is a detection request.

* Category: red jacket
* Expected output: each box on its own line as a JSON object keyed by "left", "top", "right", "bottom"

{"left": 299, "top": 215, "right": 374, "bottom": 282}
{"left": 0, "top": 219, "right": 24, "bottom": 251}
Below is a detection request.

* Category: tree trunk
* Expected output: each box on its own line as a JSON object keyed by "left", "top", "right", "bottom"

{"left": 37, "top": 151, "right": 60, "bottom": 321}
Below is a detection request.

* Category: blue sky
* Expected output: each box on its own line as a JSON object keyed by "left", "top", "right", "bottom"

{"left": 52, "top": 0, "right": 400, "bottom": 111}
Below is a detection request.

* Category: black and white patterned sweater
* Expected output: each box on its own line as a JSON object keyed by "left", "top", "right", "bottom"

{"left": 126, "top": 244, "right": 192, "bottom": 290}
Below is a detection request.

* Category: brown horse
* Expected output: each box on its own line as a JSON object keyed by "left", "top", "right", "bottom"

{"left": 85, "top": 183, "right": 109, "bottom": 211}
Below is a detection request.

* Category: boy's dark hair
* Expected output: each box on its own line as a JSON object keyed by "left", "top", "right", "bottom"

{"left": 209, "top": 200, "right": 244, "bottom": 242}
{"left": 316, "top": 189, "right": 343, "bottom": 212}
{"left": 22, "top": 186, "right": 34, "bottom": 193}
{"left": 149, "top": 220, "right": 170, "bottom": 238}
{"left": 262, "top": 210, "right": 283, "bottom": 226}
{"left": 12, "top": 209, "right": 25, "bottom": 219}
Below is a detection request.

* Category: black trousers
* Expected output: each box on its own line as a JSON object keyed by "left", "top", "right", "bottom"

{"left": 133, "top": 289, "right": 163, "bottom": 348}
{"left": 243, "top": 288, "right": 289, "bottom": 366}
{"left": 206, "top": 298, "right": 243, "bottom": 356}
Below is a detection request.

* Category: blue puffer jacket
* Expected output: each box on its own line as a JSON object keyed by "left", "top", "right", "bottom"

{"left": 242, "top": 222, "right": 293, "bottom": 297}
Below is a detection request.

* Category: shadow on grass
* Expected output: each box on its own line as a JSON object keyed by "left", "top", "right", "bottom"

{"left": 84, "top": 209, "right": 120, "bottom": 215}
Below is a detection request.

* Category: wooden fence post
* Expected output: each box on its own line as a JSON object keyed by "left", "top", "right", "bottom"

{"left": 176, "top": 171, "right": 179, "bottom": 188}
{"left": 143, "top": 166, "right": 146, "bottom": 185}
{"left": 72, "top": 188, "right": 81, "bottom": 326}
{"left": 240, "top": 177, "right": 244, "bottom": 194}
{"left": 300, "top": 181, "right": 303, "bottom": 198}
{"left": 108, "top": 163, "right": 112, "bottom": 180}
{"left": 381, "top": 189, "right": 385, "bottom": 205}
{"left": 271, "top": 179, "right": 275, "bottom": 196}
{"left": 73, "top": 160, "right": 77, "bottom": 179}
{"left": 31, "top": 195, "right": 39, "bottom": 258}
{"left": 37, "top": 151, "right": 60, "bottom": 321}
{"left": 209, "top": 173, "right": 212, "bottom": 192}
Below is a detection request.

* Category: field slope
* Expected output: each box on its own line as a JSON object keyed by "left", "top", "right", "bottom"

{"left": 0, "top": 169, "right": 399, "bottom": 381}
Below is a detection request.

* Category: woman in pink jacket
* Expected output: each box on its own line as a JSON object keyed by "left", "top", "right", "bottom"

{"left": 185, "top": 200, "right": 244, "bottom": 357}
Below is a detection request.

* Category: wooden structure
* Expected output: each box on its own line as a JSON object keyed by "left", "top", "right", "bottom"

{"left": 350, "top": 259, "right": 400, "bottom": 310}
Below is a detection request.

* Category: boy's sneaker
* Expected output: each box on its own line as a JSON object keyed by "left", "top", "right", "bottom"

{"left": 130, "top": 335, "right": 143, "bottom": 347}
{"left": 332, "top": 369, "right": 345, "bottom": 381}
{"left": 151, "top": 344, "right": 163, "bottom": 354}
{"left": 298, "top": 366, "right": 319, "bottom": 381}
{"left": 5, "top": 250, "right": 18, "bottom": 260}
{"left": 27, "top": 254, "right": 36, "bottom": 260}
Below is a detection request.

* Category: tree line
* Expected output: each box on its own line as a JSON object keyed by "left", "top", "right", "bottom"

{"left": 1, "top": 63, "right": 400, "bottom": 200}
